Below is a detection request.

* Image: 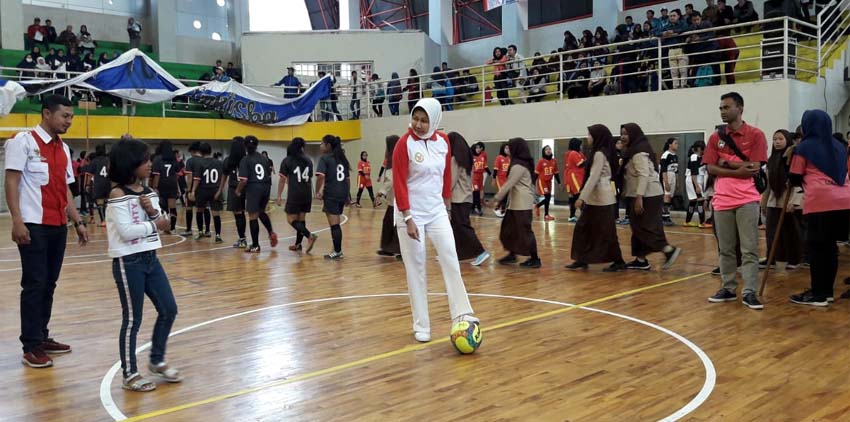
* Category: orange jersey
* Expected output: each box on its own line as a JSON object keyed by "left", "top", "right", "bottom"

{"left": 536, "top": 158, "right": 558, "bottom": 195}
{"left": 494, "top": 155, "right": 510, "bottom": 185}
{"left": 472, "top": 152, "right": 488, "bottom": 191}
{"left": 563, "top": 150, "right": 586, "bottom": 194}
{"left": 357, "top": 160, "right": 372, "bottom": 188}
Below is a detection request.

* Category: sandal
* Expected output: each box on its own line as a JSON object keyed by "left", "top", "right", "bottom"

{"left": 122, "top": 373, "right": 156, "bottom": 392}
{"left": 148, "top": 361, "right": 182, "bottom": 383}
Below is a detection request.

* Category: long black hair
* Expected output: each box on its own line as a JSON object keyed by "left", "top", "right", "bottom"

{"left": 542, "top": 145, "right": 553, "bottom": 160}
{"left": 95, "top": 143, "right": 107, "bottom": 157}
{"left": 158, "top": 140, "right": 175, "bottom": 163}
{"left": 499, "top": 143, "right": 509, "bottom": 157}
{"left": 224, "top": 136, "right": 245, "bottom": 173}
{"left": 663, "top": 137, "right": 678, "bottom": 152}
{"left": 568, "top": 138, "right": 582, "bottom": 152}
{"left": 244, "top": 135, "right": 259, "bottom": 154}
{"left": 471, "top": 141, "right": 486, "bottom": 156}
{"left": 768, "top": 129, "right": 793, "bottom": 200}
{"left": 287, "top": 137, "right": 311, "bottom": 168}
{"left": 108, "top": 138, "right": 150, "bottom": 185}
{"left": 449, "top": 132, "right": 473, "bottom": 175}
{"left": 507, "top": 137, "right": 535, "bottom": 178}
{"left": 584, "top": 124, "right": 619, "bottom": 186}
{"left": 385, "top": 135, "right": 399, "bottom": 170}
{"left": 323, "top": 134, "right": 350, "bottom": 172}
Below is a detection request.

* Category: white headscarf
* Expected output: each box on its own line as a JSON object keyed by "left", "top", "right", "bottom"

{"left": 409, "top": 98, "right": 442, "bottom": 140}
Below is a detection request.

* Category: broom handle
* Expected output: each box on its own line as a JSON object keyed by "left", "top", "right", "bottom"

{"left": 759, "top": 186, "right": 793, "bottom": 296}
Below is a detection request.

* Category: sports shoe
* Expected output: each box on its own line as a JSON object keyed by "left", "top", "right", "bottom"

{"left": 544, "top": 215, "right": 555, "bottom": 221}
{"left": 148, "top": 361, "right": 182, "bottom": 383}
{"left": 246, "top": 245, "right": 261, "bottom": 253}
{"left": 377, "top": 250, "right": 395, "bottom": 257}
{"left": 742, "top": 293, "right": 764, "bottom": 310}
{"left": 289, "top": 244, "right": 303, "bottom": 252}
{"left": 42, "top": 338, "right": 71, "bottom": 354}
{"left": 603, "top": 261, "right": 627, "bottom": 272}
{"left": 711, "top": 267, "right": 721, "bottom": 276}
{"left": 192, "top": 232, "right": 204, "bottom": 241}
{"left": 269, "top": 232, "right": 279, "bottom": 248}
{"left": 99, "top": 221, "right": 107, "bottom": 228}
{"left": 786, "top": 263, "right": 799, "bottom": 270}
{"left": 662, "top": 246, "right": 682, "bottom": 270}
{"left": 497, "top": 254, "right": 517, "bottom": 265}
{"left": 203, "top": 231, "right": 212, "bottom": 238}
{"left": 683, "top": 221, "right": 700, "bottom": 227}
{"left": 789, "top": 290, "right": 828, "bottom": 307}
{"left": 827, "top": 296, "right": 835, "bottom": 303}
{"left": 452, "top": 314, "right": 480, "bottom": 324}
{"left": 414, "top": 332, "right": 431, "bottom": 342}
{"left": 708, "top": 288, "right": 736, "bottom": 303}
{"left": 662, "top": 219, "right": 674, "bottom": 226}
{"left": 179, "top": 230, "right": 193, "bottom": 237}
{"left": 471, "top": 251, "right": 491, "bottom": 266}
{"left": 616, "top": 217, "right": 631, "bottom": 225}
{"left": 233, "top": 238, "right": 247, "bottom": 249}
{"left": 568, "top": 216, "right": 578, "bottom": 223}
{"left": 625, "top": 259, "right": 651, "bottom": 271}
{"left": 520, "top": 257, "right": 542, "bottom": 268}
{"left": 353, "top": 203, "right": 362, "bottom": 208}
{"left": 758, "top": 259, "right": 774, "bottom": 270}
{"left": 22, "top": 349, "right": 53, "bottom": 368}
{"left": 214, "top": 235, "right": 223, "bottom": 244}
{"left": 564, "top": 262, "right": 588, "bottom": 270}
{"left": 324, "top": 251, "right": 344, "bottom": 260}
{"left": 700, "top": 223, "right": 713, "bottom": 229}
{"left": 494, "top": 208, "right": 505, "bottom": 218}
{"left": 305, "top": 234, "right": 318, "bottom": 253}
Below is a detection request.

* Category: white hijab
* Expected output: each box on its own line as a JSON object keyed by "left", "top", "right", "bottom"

{"left": 409, "top": 98, "right": 442, "bottom": 140}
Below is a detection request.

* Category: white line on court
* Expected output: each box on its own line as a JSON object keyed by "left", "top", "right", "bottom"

{"left": 0, "top": 236, "right": 187, "bottom": 262}
{"left": 99, "top": 292, "right": 715, "bottom": 421}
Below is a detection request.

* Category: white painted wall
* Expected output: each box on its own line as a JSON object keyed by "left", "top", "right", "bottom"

{"left": 240, "top": 30, "right": 440, "bottom": 86}
{"left": 176, "top": 36, "right": 234, "bottom": 67}
{"left": 22, "top": 4, "right": 153, "bottom": 45}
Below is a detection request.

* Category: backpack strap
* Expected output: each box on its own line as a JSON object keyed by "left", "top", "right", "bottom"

{"left": 716, "top": 128, "right": 749, "bottom": 162}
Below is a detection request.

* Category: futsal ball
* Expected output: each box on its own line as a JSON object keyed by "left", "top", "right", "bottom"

{"left": 450, "top": 321, "right": 482, "bottom": 354}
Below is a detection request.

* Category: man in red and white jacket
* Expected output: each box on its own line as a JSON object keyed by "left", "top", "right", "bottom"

{"left": 4, "top": 95, "right": 88, "bottom": 368}
{"left": 393, "top": 98, "right": 479, "bottom": 343}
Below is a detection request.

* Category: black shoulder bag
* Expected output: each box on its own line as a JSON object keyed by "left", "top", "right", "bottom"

{"left": 716, "top": 128, "right": 767, "bottom": 193}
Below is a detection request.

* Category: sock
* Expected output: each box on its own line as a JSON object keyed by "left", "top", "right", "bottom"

{"left": 235, "top": 213, "right": 246, "bottom": 239}
{"left": 568, "top": 197, "right": 577, "bottom": 218}
{"left": 356, "top": 188, "right": 364, "bottom": 204}
{"left": 697, "top": 204, "right": 706, "bottom": 224}
{"left": 259, "top": 212, "right": 273, "bottom": 234}
{"left": 662, "top": 203, "right": 671, "bottom": 219}
{"left": 473, "top": 191, "right": 481, "bottom": 211}
{"left": 97, "top": 205, "right": 105, "bottom": 222}
{"left": 367, "top": 187, "right": 375, "bottom": 203}
{"left": 330, "top": 224, "right": 342, "bottom": 253}
{"left": 686, "top": 202, "right": 695, "bottom": 223}
{"left": 544, "top": 194, "right": 551, "bottom": 215}
{"left": 296, "top": 220, "right": 311, "bottom": 238}
{"left": 213, "top": 215, "right": 221, "bottom": 235}
{"left": 186, "top": 209, "right": 193, "bottom": 232}
{"left": 196, "top": 211, "right": 204, "bottom": 232}
{"left": 169, "top": 208, "right": 177, "bottom": 231}
{"left": 249, "top": 219, "right": 260, "bottom": 247}
{"left": 204, "top": 208, "right": 211, "bottom": 232}
{"left": 290, "top": 220, "right": 303, "bottom": 245}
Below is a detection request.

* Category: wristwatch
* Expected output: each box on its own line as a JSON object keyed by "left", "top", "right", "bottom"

{"left": 74, "top": 220, "right": 86, "bottom": 228}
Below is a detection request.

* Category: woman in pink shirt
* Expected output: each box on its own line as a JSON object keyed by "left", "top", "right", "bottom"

{"left": 788, "top": 110, "right": 850, "bottom": 306}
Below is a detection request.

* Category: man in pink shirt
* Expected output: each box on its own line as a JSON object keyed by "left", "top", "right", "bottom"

{"left": 703, "top": 92, "right": 768, "bottom": 310}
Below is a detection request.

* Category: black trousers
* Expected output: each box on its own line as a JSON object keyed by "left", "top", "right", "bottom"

{"left": 806, "top": 210, "right": 850, "bottom": 298}
{"left": 18, "top": 224, "right": 68, "bottom": 352}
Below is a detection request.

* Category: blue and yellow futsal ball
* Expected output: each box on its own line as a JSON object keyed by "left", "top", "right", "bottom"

{"left": 450, "top": 321, "right": 482, "bottom": 354}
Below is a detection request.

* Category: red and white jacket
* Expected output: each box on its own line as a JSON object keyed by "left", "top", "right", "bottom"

{"left": 392, "top": 128, "right": 452, "bottom": 226}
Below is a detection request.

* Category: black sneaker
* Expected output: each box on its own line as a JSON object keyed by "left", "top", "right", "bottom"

{"left": 324, "top": 251, "right": 344, "bottom": 260}
{"left": 603, "top": 261, "right": 626, "bottom": 272}
{"left": 376, "top": 250, "right": 395, "bottom": 257}
{"left": 519, "top": 258, "right": 541, "bottom": 268}
{"left": 708, "top": 288, "right": 736, "bottom": 303}
{"left": 789, "top": 290, "right": 828, "bottom": 307}
{"left": 711, "top": 267, "right": 721, "bottom": 276}
{"left": 564, "top": 262, "right": 588, "bottom": 270}
{"left": 625, "top": 259, "right": 651, "bottom": 271}
{"left": 758, "top": 258, "right": 775, "bottom": 270}
{"left": 246, "top": 245, "right": 261, "bottom": 253}
{"left": 498, "top": 254, "right": 517, "bottom": 265}
{"left": 742, "top": 293, "right": 764, "bottom": 310}
{"left": 204, "top": 231, "right": 212, "bottom": 238}
{"left": 214, "top": 235, "right": 223, "bottom": 244}
{"left": 662, "top": 246, "right": 682, "bottom": 270}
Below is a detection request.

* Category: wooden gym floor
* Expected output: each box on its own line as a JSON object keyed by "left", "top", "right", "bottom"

{"left": 0, "top": 205, "right": 847, "bottom": 421}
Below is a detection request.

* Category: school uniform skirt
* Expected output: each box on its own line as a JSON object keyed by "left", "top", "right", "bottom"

{"left": 571, "top": 204, "right": 623, "bottom": 263}
{"left": 499, "top": 209, "right": 537, "bottom": 256}
{"left": 380, "top": 205, "right": 401, "bottom": 254}
{"left": 626, "top": 195, "right": 669, "bottom": 257}
{"left": 451, "top": 203, "right": 486, "bottom": 260}
{"left": 765, "top": 207, "right": 803, "bottom": 264}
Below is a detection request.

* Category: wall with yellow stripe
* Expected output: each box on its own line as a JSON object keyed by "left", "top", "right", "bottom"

{"left": 0, "top": 114, "right": 361, "bottom": 142}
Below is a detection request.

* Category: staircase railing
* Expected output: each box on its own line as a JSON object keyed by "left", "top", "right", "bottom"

{"left": 818, "top": 0, "right": 850, "bottom": 70}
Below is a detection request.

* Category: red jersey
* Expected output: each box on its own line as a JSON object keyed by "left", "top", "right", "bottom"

{"left": 472, "top": 152, "right": 488, "bottom": 191}
{"left": 563, "top": 150, "right": 586, "bottom": 194}
{"left": 357, "top": 160, "right": 372, "bottom": 188}
{"left": 536, "top": 158, "right": 558, "bottom": 195}
{"left": 494, "top": 154, "right": 510, "bottom": 186}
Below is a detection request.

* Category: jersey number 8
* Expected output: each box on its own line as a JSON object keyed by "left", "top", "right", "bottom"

{"left": 336, "top": 164, "right": 345, "bottom": 182}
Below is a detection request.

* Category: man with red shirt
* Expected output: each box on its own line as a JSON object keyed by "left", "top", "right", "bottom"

{"left": 26, "top": 17, "right": 46, "bottom": 50}
{"left": 704, "top": 92, "right": 767, "bottom": 310}
{"left": 4, "top": 95, "right": 88, "bottom": 368}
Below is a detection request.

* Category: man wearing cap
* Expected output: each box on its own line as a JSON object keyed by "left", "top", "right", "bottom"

{"left": 273, "top": 66, "right": 302, "bottom": 99}
{"left": 213, "top": 66, "right": 231, "bottom": 82}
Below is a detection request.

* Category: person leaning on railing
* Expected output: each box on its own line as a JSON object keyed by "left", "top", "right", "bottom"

{"left": 686, "top": 12, "right": 720, "bottom": 87}
{"left": 486, "top": 47, "right": 511, "bottom": 106}
{"left": 659, "top": 9, "right": 690, "bottom": 90}
{"left": 403, "top": 69, "right": 421, "bottom": 113}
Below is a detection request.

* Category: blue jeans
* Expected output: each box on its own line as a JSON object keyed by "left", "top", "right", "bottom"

{"left": 112, "top": 251, "right": 177, "bottom": 377}
{"left": 18, "top": 224, "right": 67, "bottom": 352}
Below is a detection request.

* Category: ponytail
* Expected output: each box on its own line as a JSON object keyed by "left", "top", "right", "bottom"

{"left": 323, "top": 134, "right": 350, "bottom": 173}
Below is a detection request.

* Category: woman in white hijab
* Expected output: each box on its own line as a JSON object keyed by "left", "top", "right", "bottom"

{"left": 392, "top": 98, "right": 480, "bottom": 343}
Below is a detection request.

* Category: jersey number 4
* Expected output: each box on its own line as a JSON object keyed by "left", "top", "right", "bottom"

{"left": 99, "top": 166, "right": 108, "bottom": 177}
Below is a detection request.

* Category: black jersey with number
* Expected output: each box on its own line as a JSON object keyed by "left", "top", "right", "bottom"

{"left": 238, "top": 152, "right": 272, "bottom": 184}
{"left": 151, "top": 157, "right": 179, "bottom": 189}
{"left": 280, "top": 155, "right": 313, "bottom": 204}
{"left": 88, "top": 156, "right": 110, "bottom": 187}
{"left": 316, "top": 154, "right": 350, "bottom": 201}
{"left": 195, "top": 157, "right": 224, "bottom": 190}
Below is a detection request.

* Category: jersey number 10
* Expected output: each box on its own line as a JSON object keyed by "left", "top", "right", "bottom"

{"left": 203, "top": 168, "right": 219, "bottom": 184}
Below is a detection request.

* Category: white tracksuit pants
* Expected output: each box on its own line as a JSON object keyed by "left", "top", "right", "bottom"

{"left": 397, "top": 214, "right": 474, "bottom": 334}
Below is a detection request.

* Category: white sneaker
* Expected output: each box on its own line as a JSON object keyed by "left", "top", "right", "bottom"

{"left": 471, "top": 251, "right": 490, "bottom": 266}
{"left": 414, "top": 331, "right": 431, "bottom": 342}
{"left": 494, "top": 208, "right": 505, "bottom": 218}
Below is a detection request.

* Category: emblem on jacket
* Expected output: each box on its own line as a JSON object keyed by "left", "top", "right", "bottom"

{"left": 414, "top": 152, "right": 424, "bottom": 163}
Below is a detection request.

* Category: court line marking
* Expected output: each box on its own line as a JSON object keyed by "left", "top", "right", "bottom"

{"left": 0, "top": 236, "right": 187, "bottom": 262}
{"left": 101, "top": 272, "right": 712, "bottom": 421}
{"left": 0, "top": 215, "right": 348, "bottom": 272}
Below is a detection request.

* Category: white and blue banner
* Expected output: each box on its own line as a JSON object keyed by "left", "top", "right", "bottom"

{"left": 183, "top": 75, "right": 332, "bottom": 126}
{"left": 0, "top": 79, "right": 27, "bottom": 117}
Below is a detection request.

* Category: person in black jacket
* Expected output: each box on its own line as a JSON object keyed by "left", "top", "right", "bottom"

{"left": 387, "top": 72, "right": 403, "bottom": 116}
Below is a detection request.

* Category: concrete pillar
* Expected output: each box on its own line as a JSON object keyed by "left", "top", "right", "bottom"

{"left": 230, "top": 0, "right": 250, "bottom": 64}
{"left": 428, "top": 0, "right": 452, "bottom": 61}
{"left": 0, "top": 0, "right": 25, "bottom": 51}
{"left": 501, "top": 0, "right": 528, "bottom": 56}
{"left": 151, "top": 0, "right": 177, "bottom": 62}
{"left": 339, "top": 0, "right": 361, "bottom": 30}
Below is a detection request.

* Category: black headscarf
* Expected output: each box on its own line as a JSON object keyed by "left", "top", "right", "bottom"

{"left": 507, "top": 138, "right": 535, "bottom": 178}
{"left": 385, "top": 135, "right": 399, "bottom": 170}
{"left": 620, "top": 123, "right": 657, "bottom": 170}
{"left": 584, "top": 124, "right": 618, "bottom": 186}
{"left": 449, "top": 132, "right": 473, "bottom": 175}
